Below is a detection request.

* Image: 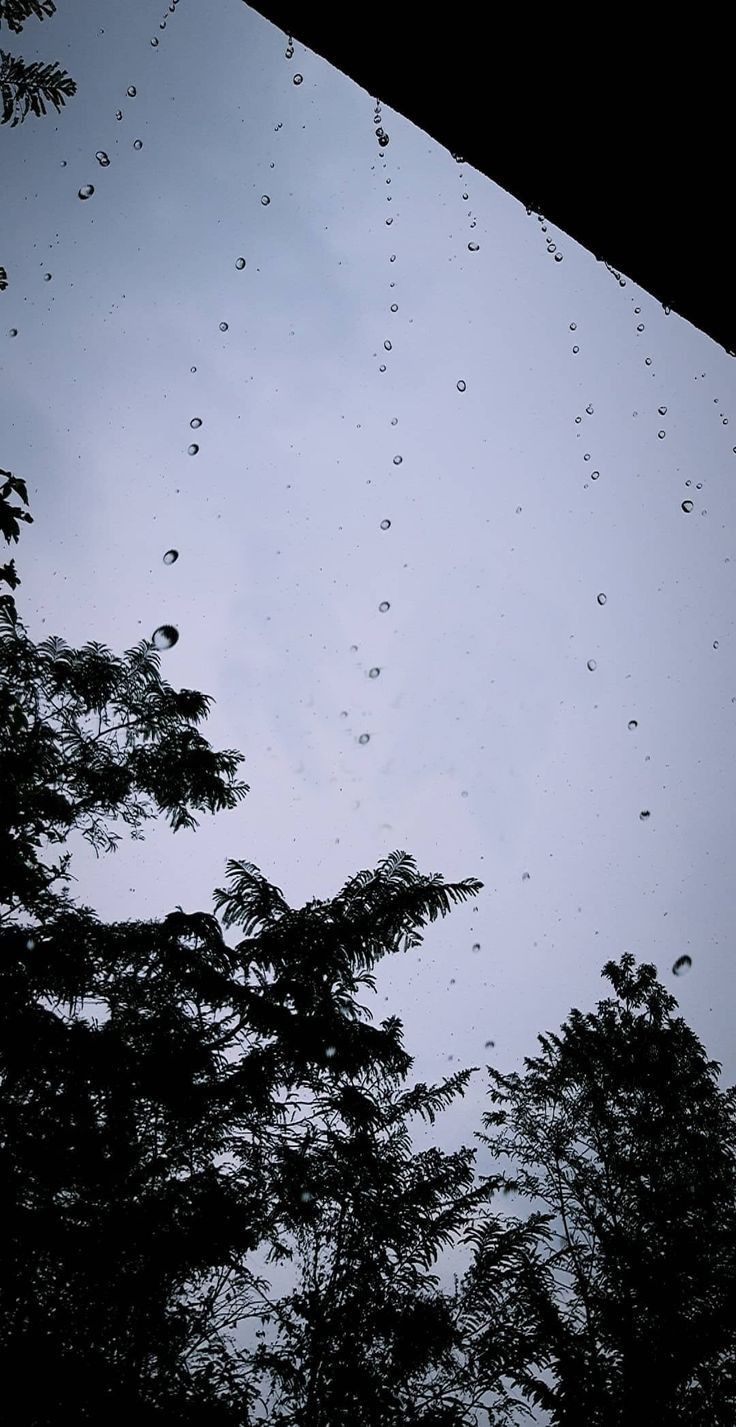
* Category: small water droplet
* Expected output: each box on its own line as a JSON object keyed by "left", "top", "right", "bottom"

{"left": 187, "top": 443, "right": 199, "bottom": 455}
{"left": 569, "top": 322, "right": 577, "bottom": 331}
{"left": 190, "top": 417, "right": 202, "bottom": 429}
{"left": 681, "top": 500, "right": 693, "bottom": 513}
{"left": 151, "top": 36, "right": 159, "bottom": 46}
{"left": 379, "top": 363, "right": 386, "bottom": 372}
{"left": 583, "top": 453, "right": 591, "bottom": 462}
{"left": 637, "top": 323, "right": 645, "bottom": 332}
{"left": 554, "top": 252, "right": 563, "bottom": 262}
{"left": 713, "top": 640, "right": 719, "bottom": 650}
{"left": 116, "top": 110, "right": 123, "bottom": 120}
{"left": 219, "top": 321, "right": 228, "bottom": 332}
{"left": 628, "top": 719, "right": 638, "bottom": 731}
{"left": 127, "top": 85, "right": 137, "bottom": 96}
{"left": 383, "top": 340, "right": 392, "bottom": 351}
{"left": 43, "top": 272, "right": 52, "bottom": 281}
{"left": 575, "top": 416, "right": 582, "bottom": 425}
{"left": 380, "top": 519, "right": 391, "bottom": 530}
{"left": 390, "top": 303, "right": 398, "bottom": 312}
{"left": 261, "top": 194, "right": 270, "bottom": 205}
{"left": 522, "top": 871, "right": 531, "bottom": 881}
{"left": 8, "top": 328, "right": 18, "bottom": 338}
{"left": 190, "top": 366, "right": 197, "bottom": 373}
{"left": 293, "top": 73, "right": 303, "bottom": 84}
{"left": 591, "top": 470, "right": 600, "bottom": 480}
{"left": 133, "top": 139, "right": 143, "bottom": 150}
{"left": 639, "top": 809, "right": 650, "bottom": 821}
{"left": 468, "top": 242, "right": 480, "bottom": 252}
{"left": 587, "top": 659, "right": 597, "bottom": 671}
{"left": 597, "top": 592, "right": 607, "bottom": 605}
{"left": 78, "top": 184, "right": 94, "bottom": 200}
{"left": 658, "top": 405, "right": 667, "bottom": 415}
{"left": 369, "top": 667, "right": 380, "bottom": 678}
{"left": 95, "top": 150, "right": 110, "bottom": 166}
{"left": 152, "top": 624, "right": 178, "bottom": 650}
{"left": 392, "top": 455, "right": 402, "bottom": 465}
{"left": 390, "top": 254, "right": 396, "bottom": 262}
{"left": 645, "top": 357, "right": 652, "bottom": 366}
{"left": 358, "top": 732, "right": 370, "bottom": 744}
{"left": 672, "top": 954, "right": 692, "bottom": 977}
{"left": 163, "top": 549, "right": 178, "bottom": 565}
{"left": 235, "top": 257, "right": 246, "bottom": 269}
{"left": 390, "top": 417, "right": 398, "bottom": 426}
{"left": 572, "top": 345, "right": 580, "bottom": 354}
{"left": 658, "top": 430, "right": 666, "bottom": 439}
{"left": 379, "top": 600, "right": 390, "bottom": 613}
{"left": 586, "top": 404, "right": 594, "bottom": 415}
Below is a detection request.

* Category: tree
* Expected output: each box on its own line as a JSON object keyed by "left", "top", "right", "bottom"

{"left": 461, "top": 954, "right": 736, "bottom": 1426}
{"left": 0, "top": 2, "right": 75, "bottom": 127}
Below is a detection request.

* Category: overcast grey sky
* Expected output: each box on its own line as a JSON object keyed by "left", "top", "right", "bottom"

{"left": 2, "top": 0, "right": 736, "bottom": 1199}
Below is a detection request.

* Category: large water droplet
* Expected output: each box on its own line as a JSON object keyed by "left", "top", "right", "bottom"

{"left": 261, "top": 195, "right": 270, "bottom": 206}
{"left": 587, "top": 659, "right": 597, "bottom": 671}
{"left": 95, "top": 150, "right": 110, "bottom": 166}
{"left": 681, "top": 500, "right": 693, "bottom": 513}
{"left": 187, "top": 443, "right": 199, "bottom": 456}
{"left": 163, "top": 549, "right": 179, "bottom": 565}
{"left": 127, "top": 85, "right": 137, "bottom": 97}
{"left": 380, "top": 518, "right": 391, "bottom": 530}
{"left": 379, "top": 600, "right": 390, "bottom": 613}
{"left": 457, "top": 380, "right": 466, "bottom": 392}
{"left": 597, "top": 592, "right": 607, "bottom": 605}
{"left": 152, "top": 625, "right": 179, "bottom": 650}
{"left": 78, "top": 184, "right": 94, "bottom": 200}
{"left": 672, "top": 954, "right": 692, "bottom": 977}
{"left": 190, "top": 417, "right": 202, "bottom": 429}
{"left": 293, "top": 73, "right": 303, "bottom": 85}
{"left": 235, "top": 257, "right": 246, "bottom": 270}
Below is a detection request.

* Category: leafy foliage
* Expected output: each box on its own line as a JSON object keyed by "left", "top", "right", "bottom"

{"left": 461, "top": 954, "right": 736, "bottom": 1425}
{"left": 0, "top": 0, "right": 57, "bottom": 32}
{"left": 0, "top": 46, "right": 75, "bottom": 123}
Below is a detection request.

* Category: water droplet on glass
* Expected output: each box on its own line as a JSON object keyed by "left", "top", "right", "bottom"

{"left": 569, "top": 322, "right": 577, "bottom": 331}
{"left": 468, "top": 242, "right": 480, "bottom": 252}
{"left": 369, "top": 667, "right": 380, "bottom": 678}
{"left": 133, "top": 139, "right": 143, "bottom": 150}
{"left": 358, "top": 733, "right": 370, "bottom": 744}
{"left": 591, "top": 470, "right": 600, "bottom": 480}
{"left": 95, "top": 150, "right": 110, "bottom": 166}
{"left": 672, "top": 954, "right": 692, "bottom": 977}
{"left": 681, "top": 500, "right": 693, "bottom": 513}
{"left": 658, "top": 430, "right": 666, "bottom": 439}
{"left": 187, "top": 443, "right": 199, "bottom": 456}
{"left": 384, "top": 340, "right": 392, "bottom": 351}
{"left": 379, "top": 364, "right": 386, "bottom": 372}
{"left": 713, "top": 640, "right": 719, "bottom": 649}
{"left": 235, "top": 257, "right": 246, "bottom": 269}
{"left": 554, "top": 252, "right": 563, "bottom": 262}
{"left": 645, "top": 357, "right": 652, "bottom": 366}
{"left": 390, "top": 303, "right": 398, "bottom": 312}
{"left": 628, "top": 719, "right": 638, "bottom": 731}
{"left": 392, "top": 454, "right": 402, "bottom": 465}
{"left": 151, "top": 36, "right": 159, "bottom": 46}
{"left": 597, "top": 592, "right": 607, "bottom": 605}
{"left": 8, "top": 328, "right": 18, "bottom": 338}
{"left": 379, "top": 600, "right": 390, "bottom": 613}
{"left": 190, "top": 366, "right": 197, "bottom": 373}
{"left": 658, "top": 405, "right": 667, "bottom": 415}
{"left": 43, "top": 272, "right": 52, "bottom": 281}
{"left": 522, "top": 871, "right": 531, "bottom": 881}
{"left": 457, "top": 380, "right": 466, "bottom": 392}
{"left": 637, "top": 323, "right": 645, "bottom": 332}
{"left": 390, "top": 254, "right": 396, "bottom": 262}
{"left": 261, "top": 195, "right": 270, "bottom": 205}
{"left": 190, "top": 417, "right": 202, "bottom": 429}
{"left": 380, "top": 518, "right": 391, "bottom": 530}
{"left": 78, "top": 184, "right": 94, "bottom": 200}
{"left": 572, "top": 345, "right": 580, "bottom": 354}
{"left": 575, "top": 416, "right": 582, "bottom": 425}
{"left": 586, "top": 403, "right": 594, "bottom": 415}
{"left": 127, "top": 85, "right": 137, "bottom": 96}
{"left": 587, "top": 659, "right": 597, "bottom": 671}
{"left": 219, "top": 321, "right": 228, "bottom": 332}
{"left": 163, "top": 549, "right": 178, "bottom": 565}
{"left": 639, "top": 809, "right": 651, "bottom": 821}
{"left": 116, "top": 110, "right": 123, "bottom": 120}
{"left": 293, "top": 73, "right": 303, "bottom": 84}
{"left": 152, "top": 624, "right": 179, "bottom": 650}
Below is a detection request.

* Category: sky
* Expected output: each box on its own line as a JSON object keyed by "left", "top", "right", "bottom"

{"left": 2, "top": 0, "right": 736, "bottom": 1286}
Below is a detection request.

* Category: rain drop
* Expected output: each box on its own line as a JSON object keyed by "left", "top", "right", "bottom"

{"left": 127, "top": 85, "right": 137, "bottom": 96}
{"left": 380, "top": 519, "right": 391, "bottom": 530}
{"left": 187, "top": 443, "right": 199, "bottom": 456}
{"left": 379, "top": 364, "right": 386, "bottom": 372}
{"left": 472, "top": 942, "right": 481, "bottom": 952}
{"left": 468, "top": 242, "right": 480, "bottom": 252}
{"left": 390, "top": 303, "right": 398, "bottom": 312}
{"left": 8, "top": 328, "right": 18, "bottom": 338}
{"left": 190, "top": 366, "right": 197, "bottom": 373}
{"left": 628, "top": 719, "right": 638, "bottom": 731}
{"left": 713, "top": 640, "right": 719, "bottom": 650}
{"left": 390, "top": 416, "right": 398, "bottom": 425}
{"left": 116, "top": 110, "right": 123, "bottom": 120}
{"left": 658, "top": 430, "right": 666, "bottom": 439}
{"left": 645, "top": 357, "right": 652, "bottom": 366}
{"left": 572, "top": 345, "right": 580, "bottom": 353}
{"left": 569, "top": 322, "right": 577, "bottom": 331}
{"left": 586, "top": 403, "right": 594, "bottom": 415}
{"left": 597, "top": 592, "right": 607, "bottom": 605}
{"left": 190, "top": 417, "right": 202, "bottom": 428}
{"left": 95, "top": 150, "right": 110, "bottom": 166}
{"left": 637, "top": 323, "right": 645, "bottom": 332}
{"left": 235, "top": 257, "right": 246, "bottom": 269}
{"left": 293, "top": 72, "right": 303, "bottom": 85}
{"left": 219, "top": 321, "right": 228, "bottom": 332}
{"left": 261, "top": 195, "right": 270, "bottom": 205}
{"left": 368, "top": 667, "right": 380, "bottom": 678}
{"left": 151, "top": 36, "right": 159, "bottom": 46}
{"left": 43, "top": 272, "right": 52, "bottom": 281}
{"left": 658, "top": 405, "right": 667, "bottom": 415}
{"left": 163, "top": 549, "right": 179, "bottom": 565}
{"left": 378, "top": 600, "right": 390, "bottom": 613}
{"left": 554, "top": 252, "right": 563, "bottom": 262}
{"left": 591, "top": 470, "right": 600, "bottom": 480}
{"left": 681, "top": 500, "right": 693, "bottom": 512}
{"left": 133, "top": 139, "right": 143, "bottom": 150}
{"left": 639, "top": 809, "right": 651, "bottom": 821}
{"left": 384, "top": 340, "right": 392, "bottom": 351}
{"left": 672, "top": 954, "right": 692, "bottom": 977}
{"left": 358, "top": 733, "right": 370, "bottom": 744}
{"left": 392, "top": 455, "right": 402, "bottom": 465}
{"left": 78, "top": 185, "right": 94, "bottom": 200}
{"left": 587, "top": 659, "right": 597, "bottom": 671}
{"left": 522, "top": 871, "right": 531, "bottom": 881}
{"left": 152, "top": 625, "right": 179, "bottom": 650}
{"left": 457, "top": 380, "right": 466, "bottom": 392}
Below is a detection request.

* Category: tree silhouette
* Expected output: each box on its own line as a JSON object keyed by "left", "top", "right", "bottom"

{"left": 461, "top": 954, "right": 736, "bottom": 1425}
{"left": 0, "top": 1, "right": 75, "bottom": 126}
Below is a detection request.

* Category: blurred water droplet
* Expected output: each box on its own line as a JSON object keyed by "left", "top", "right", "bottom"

{"left": 468, "top": 242, "right": 480, "bottom": 252}
{"left": 163, "top": 549, "right": 178, "bottom": 565}
{"left": 151, "top": 36, "right": 159, "bottom": 46}
{"left": 8, "top": 328, "right": 18, "bottom": 337}
{"left": 639, "top": 809, "right": 651, "bottom": 821}
{"left": 380, "top": 519, "right": 391, "bottom": 530}
{"left": 379, "top": 363, "right": 386, "bottom": 372}
{"left": 358, "top": 733, "right": 370, "bottom": 744}
{"left": 78, "top": 185, "right": 94, "bottom": 200}
{"left": 597, "top": 592, "right": 607, "bottom": 605}
{"left": 187, "top": 443, "right": 199, "bottom": 455}
{"left": 127, "top": 85, "right": 136, "bottom": 96}
{"left": 235, "top": 257, "right": 246, "bottom": 269}
{"left": 575, "top": 416, "right": 582, "bottom": 425}
{"left": 681, "top": 500, "right": 693, "bottom": 512}
{"left": 116, "top": 110, "right": 123, "bottom": 120}
{"left": 261, "top": 195, "right": 270, "bottom": 205}
{"left": 713, "top": 640, "right": 719, "bottom": 649}
{"left": 522, "top": 871, "right": 531, "bottom": 881}
{"left": 219, "top": 321, "right": 228, "bottom": 331}
{"left": 587, "top": 659, "right": 597, "bottom": 671}
{"left": 672, "top": 954, "right": 692, "bottom": 977}
{"left": 457, "top": 380, "right": 466, "bottom": 392}
{"left": 95, "top": 150, "right": 110, "bottom": 166}
{"left": 645, "top": 357, "right": 652, "bottom": 366}
{"left": 392, "top": 454, "right": 402, "bottom": 465}
{"left": 390, "top": 417, "right": 398, "bottom": 426}
{"left": 293, "top": 73, "right": 303, "bottom": 85}
{"left": 390, "top": 253, "right": 396, "bottom": 262}
{"left": 628, "top": 719, "right": 638, "bottom": 730}
{"left": 43, "top": 272, "right": 52, "bottom": 281}
{"left": 152, "top": 625, "right": 178, "bottom": 649}
{"left": 586, "top": 403, "right": 594, "bottom": 415}
{"left": 190, "top": 365, "right": 197, "bottom": 373}
{"left": 569, "top": 322, "right": 577, "bottom": 331}
{"left": 190, "top": 417, "right": 202, "bottom": 429}
{"left": 133, "top": 139, "right": 143, "bottom": 150}
{"left": 472, "top": 943, "right": 481, "bottom": 953}
{"left": 379, "top": 601, "right": 390, "bottom": 613}
{"left": 572, "top": 345, "right": 580, "bottom": 353}
{"left": 369, "top": 667, "right": 380, "bottom": 678}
